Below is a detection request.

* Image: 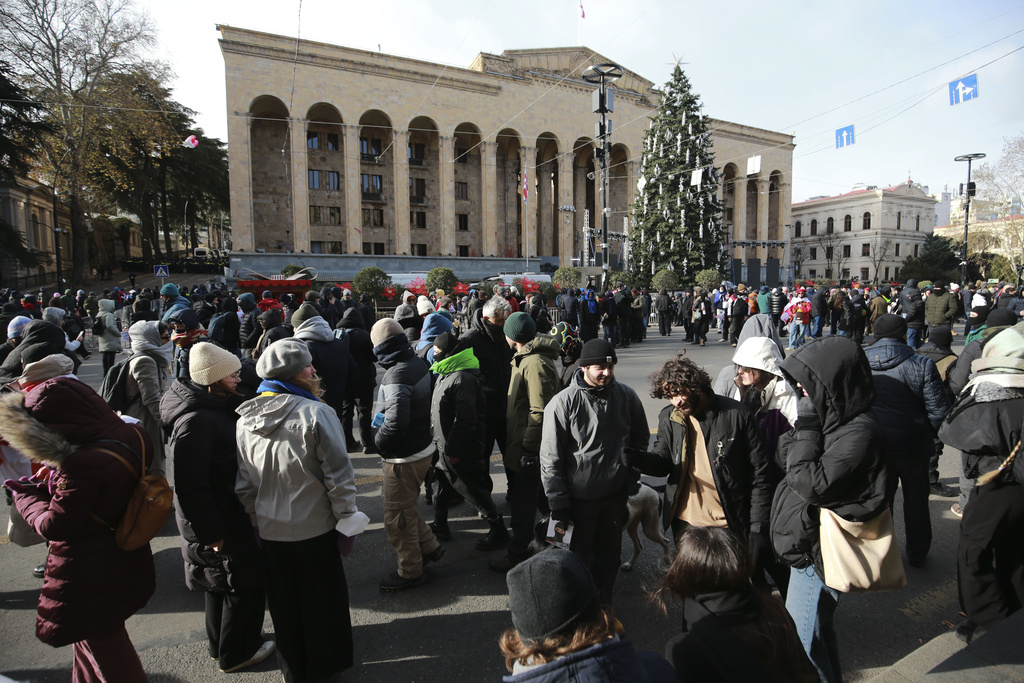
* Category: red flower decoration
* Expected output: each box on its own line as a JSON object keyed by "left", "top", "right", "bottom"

{"left": 382, "top": 285, "right": 396, "bottom": 300}
{"left": 519, "top": 277, "right": 540, "bottom": 294}
{"left": 454, "top": 281, "right": 469, "bottom": 295}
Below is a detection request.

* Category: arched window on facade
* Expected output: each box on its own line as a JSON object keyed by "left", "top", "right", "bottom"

{"left": 795, "top": 221, "right": 802, "bottom": 237}
{"left": 863, "top": 212, "right": 871, "bottom": 230}
{"left": 844, "top": 214, "right": 852, "bottom": 232}
{"left": 915, "top": 215, "right": 921, "bottom": 231}
{"left": 810, "top": 219, "right": 818, "bottom": 236}
{"left": 896, "top": 211, "right": 902, "bottom": 229}
{"left": 826, "top": 217, "right": 834, "bottom": 234}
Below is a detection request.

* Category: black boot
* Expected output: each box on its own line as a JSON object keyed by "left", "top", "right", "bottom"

{"left": 430, "top": 492, "right": 451, "bottom": 541}
{"left": 476, "top": 516, "right": 510, "bottom": 551}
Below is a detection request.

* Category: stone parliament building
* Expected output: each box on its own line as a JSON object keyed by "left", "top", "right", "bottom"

{"left": 219, "top": 26, "right": 795, "bottom": 280}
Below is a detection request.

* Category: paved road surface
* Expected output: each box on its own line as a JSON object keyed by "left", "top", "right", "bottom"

{"left": 0, "top": 325, "right": 967, "bottom": 682}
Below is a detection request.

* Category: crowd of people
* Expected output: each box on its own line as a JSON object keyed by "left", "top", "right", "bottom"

{"left": 1, "top": 275, "right": 1023, "bottom": 683}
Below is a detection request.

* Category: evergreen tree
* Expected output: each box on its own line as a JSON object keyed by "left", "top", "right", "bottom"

{"left": 630, "top": 65, "right": 726, "bottom": 285}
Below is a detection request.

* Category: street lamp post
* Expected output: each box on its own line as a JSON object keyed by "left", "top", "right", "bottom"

{"left": 582, "top": 62, "right": 623, "bottom": 291}
{"left": 954, "top": 153, "right": 986, "bottom": 286}
{"left": 50, "top": 186, "right": 63, "bottom": 289}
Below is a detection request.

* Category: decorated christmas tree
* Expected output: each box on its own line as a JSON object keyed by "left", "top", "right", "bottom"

{"left": 630, "top": 64, "right": 727, "bottom": 284}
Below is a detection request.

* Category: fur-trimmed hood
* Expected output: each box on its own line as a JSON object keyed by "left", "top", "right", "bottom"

{"left": 0, "top": 376, "right": 128, "bottom": 468}
{"left": 0, "top": 390, "right": 75, "bottom": 468}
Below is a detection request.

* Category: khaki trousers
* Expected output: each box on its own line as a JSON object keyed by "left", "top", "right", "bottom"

{"left": 383, "top": 457, "right": 439, "bottom": 578}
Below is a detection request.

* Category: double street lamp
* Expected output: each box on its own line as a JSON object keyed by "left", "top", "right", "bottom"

{"left": 954, "top": 153, "right": 986, "bottom": 286}
{"left": 582, "top": 62, "right": 622, "bottom": 291}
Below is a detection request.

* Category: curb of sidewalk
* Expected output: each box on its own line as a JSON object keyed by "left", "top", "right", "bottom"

{"left": 868, "top": 610, "right": 1024, "bottom": 681}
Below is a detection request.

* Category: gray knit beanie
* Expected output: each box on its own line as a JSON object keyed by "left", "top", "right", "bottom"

{"left": 371, "top": 318, "right": 404, "bottom": 346}
{"left": 256, "top": 339, "right": 312, "bottom": 380}
{"left": 507, "top": 549, "right": 599, "bottom": 642}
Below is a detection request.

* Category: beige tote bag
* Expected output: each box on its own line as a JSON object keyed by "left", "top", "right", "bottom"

{"left": 819, "top": 507, "right": 906, "bottom": 593}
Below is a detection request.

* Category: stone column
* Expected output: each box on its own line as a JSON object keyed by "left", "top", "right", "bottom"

{"left": 757, "top": 178, "right": 770, "bottom": 262}
{"left": 392, "top": 129, "right": 410, "bottom": 255}
{"left": 574, "top": 164, "right": 589, "bottom": 263}
{"left": 480, "top": 141, "right": 498, "bottom": 257}
{"left": 290, "top": 118, "right": 309, "bottom": 252}
{"left": 227, "top": 114, "right": 254, "bottom": 251}
{"left": 344, "top": 124, "right": 362, "bottom": 254}
{"left": 538, "top": 158, "right": 554, "bottom": 256}
{"left": 558, "top": 157, "right": 575, "bottom": 265}
{"left": 439, "top": 136, "right": 455, "bottom": 256}
{"left": 731, "top": 175, "right": 747, "bottom": 265}
{"left": 519, "top": 145, "right": 537, "bottom": 259}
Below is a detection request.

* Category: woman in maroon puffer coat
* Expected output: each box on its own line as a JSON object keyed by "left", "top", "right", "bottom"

{"left": 1, "top": 356, "right": 155, "bottom": 683}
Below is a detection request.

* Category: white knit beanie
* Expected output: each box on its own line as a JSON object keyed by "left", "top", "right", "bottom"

{"left": 189, "top": 342, "right": 242, "bottom": 386}
{"left": 416, "top": 296, "right": 433, "bottom": 316}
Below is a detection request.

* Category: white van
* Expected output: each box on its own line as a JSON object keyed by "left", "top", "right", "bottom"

{"left": 193, "top": 247, "right": 209, "bottom": 258}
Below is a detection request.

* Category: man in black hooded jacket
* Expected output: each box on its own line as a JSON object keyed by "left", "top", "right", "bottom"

{"left": 337, "top": 307, "right": 377, "bottom": 452}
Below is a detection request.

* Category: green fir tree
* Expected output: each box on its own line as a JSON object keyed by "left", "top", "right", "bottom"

{"left": 630, "top": 64, "right": 726, "bottom": 284}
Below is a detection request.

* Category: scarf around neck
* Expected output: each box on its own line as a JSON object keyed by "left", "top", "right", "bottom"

{"left": 257, "top": 378, "right": 320, "bottom": 402}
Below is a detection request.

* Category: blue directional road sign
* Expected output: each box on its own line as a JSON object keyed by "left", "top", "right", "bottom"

{"left": 154, "top": 265, "right": 170, "bottom": 278}
{"left": 949, "top": 74, "right": 979, "bottom": 106}
{"left": 835, "top": 125, "right": 855, "bottom": 149}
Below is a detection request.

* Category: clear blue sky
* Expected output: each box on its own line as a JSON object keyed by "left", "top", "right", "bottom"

{"left": 143, "top": 0, "right": 1024, "bottom": 204}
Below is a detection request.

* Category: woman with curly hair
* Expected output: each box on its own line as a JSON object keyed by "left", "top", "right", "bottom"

{"left": 499, "top": 548, "right": 674, "bottom": 682}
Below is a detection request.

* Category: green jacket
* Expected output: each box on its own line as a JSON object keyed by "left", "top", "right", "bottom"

{"left": 924, "top": 291, "right": 957, "bottom": 328}
{"left": 504, "top": 335, "right": 561, "bottom": 472}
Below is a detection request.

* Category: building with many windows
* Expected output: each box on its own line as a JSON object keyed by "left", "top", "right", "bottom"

{"left": 219, "top": 26, "right": 794, "bottom": 278}
{"left": 790, "top": 180, "right": 937, "bottom": 284}
{"left": 0, "top": 177, "right": 72, "bottom": 289}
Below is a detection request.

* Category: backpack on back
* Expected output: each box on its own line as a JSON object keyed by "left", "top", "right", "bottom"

{"left": 207, "top": 312, "right": 230, "bottom": 345}
{"left": 91, "top": 315, "right": 105, "bottom": 336}
{"left": 90, "top": 427, "right": 173, "bottom": 551}
{"left": 99, "top": 355, "right": 140, "bottom": 413}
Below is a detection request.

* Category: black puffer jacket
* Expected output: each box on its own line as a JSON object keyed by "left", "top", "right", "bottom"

{"left": 865, "top": 337, "right": 951, "bottom": 451}
{"left": 769, "top": 290, "right": 786, "bottom": 315}
{"left": 371, "top": 334, "right": 433, "bottom": 459}
{"left": 238, "top": 296, "right": 261, "bottom": 351}
{"left": 161, "top": 380, "right": 263, "bottom": 593}
{"left": 771, "top": 336, "right": 893, "bottom": 570}
{"left": 454, "top": 308, "right": 513, "bottom": 418}
{"left": 337, "top": 307, "right": 376, "bottom": 395}
{"left": 633, "top": 394, "right": 771, "bottom": 538}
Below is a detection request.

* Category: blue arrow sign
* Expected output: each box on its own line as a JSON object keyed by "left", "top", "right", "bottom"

{"left": 949, "top": 74, "right": 978, "bottom": 106}
{"left": 835, "top": 125, "right": 855, "bottom": 149}
{"left": 154, "top": 265, "right": 169, "bottom": 278}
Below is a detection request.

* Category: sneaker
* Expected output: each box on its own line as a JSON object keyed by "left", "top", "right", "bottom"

{"left": 423, "top": 545, "right": 445, "bottom": 566}
{"left": 363, "top": 444, "right": 378, "bottom": 455}
{"left": 220, "top": 640, "right": 276, "bottom": 673}
{"left": 930, "top": 482, "right": 957, "bottom": 498}
{"left": 951, "top": 503, "right": 963, "bottom": 518}
{"left": 380, "top": 571, "right": 425, "bottom": 592}
{"left": 429, "top": 521, "right": 452, "bottom": 542}
{"left": 488, "top": 553, "right": 525, "bottom": 573}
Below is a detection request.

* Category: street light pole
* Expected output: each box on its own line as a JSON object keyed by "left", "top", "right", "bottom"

{"left": 582, "top": 62, "right": 623, "bottom": 292}
{"left": 50, "top": 185, "right": 63, "bottom": 289}
{"left": 954, "top": 153, "right": 986, "bottom": 286}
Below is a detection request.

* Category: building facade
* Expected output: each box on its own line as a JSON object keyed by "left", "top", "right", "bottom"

{"left": 791, "top": 180, "right": 937, "bottom": 284}
{"left": 0, "top": 178, "right": 72, "bottom": 289}
{"left": 219, "top": 26, "right": 794, "bottom": 277}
